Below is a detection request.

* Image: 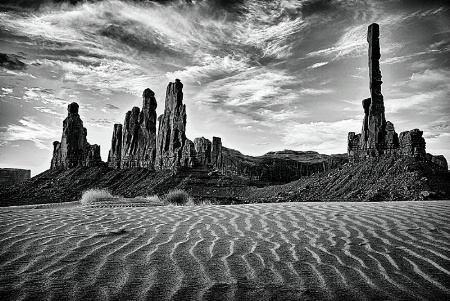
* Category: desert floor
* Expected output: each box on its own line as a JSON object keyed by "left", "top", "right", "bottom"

{"left": 1, "top": 201, "right": 449, "bottom": 301}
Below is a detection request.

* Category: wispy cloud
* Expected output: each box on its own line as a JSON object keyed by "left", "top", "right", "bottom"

{"left": 307, "top": 61, "right": 329, "bottom": 69}
{"left": 104, "top": 104, "right": 120, "bottom": 110}
{"left": 0, "top": 117, "right": 59, "bottom": 149}
{"left": 282, "top": 119, "right": 362, "bottom": 154}
{"left": 300, "top": 88, "right": 333, "bottom": 95}
{"left": 386, "top": 69, "right": 450, "bottom": 113}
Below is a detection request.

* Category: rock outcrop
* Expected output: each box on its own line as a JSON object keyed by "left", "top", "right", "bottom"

{"left": 51, "top": 102, "right": 103, "bottom": 169}
{"left": 194, "top": 137, "right": 212, "bottom": 166}
{"left": 107, "top": 89, "right": 157, "bottom": 169}
{"left": 107, "top": 124, "right": 122, "bottom": 169}
{"left": 347, "top": 23, "right": 447, "bottom": 169}
{"left": 155, "top": 79, "right": 187, "bottom": 171}
{"left": 211, "top": 137, "right": 223, "bottom": 170}
{"left": 398, "top": 129, "right": 426, "bottom": 159}
{"left": 182, "top": 139, "right": 197, "bottom": 168}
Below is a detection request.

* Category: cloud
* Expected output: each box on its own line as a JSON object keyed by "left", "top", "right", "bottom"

{"left": 21, "top": 86, "right": 70, "bottom": 107}
{"left": 0, "top": 53, "right": 26, "bottom": 70}
{"left": 307, "top": 61, "right": 329, "bottom": 69}
{"left": 307, "top": 23, "right": 368, "bottom": 59}
{"left": 104, "top": 104, "right": 119, "bottom": 110}
{"left": 300, "top": 88, "right": 333, "bottom": 95}
{"left": 385, "top": 69, "right": 450, "bottom": 114}
{"left": 282, "top": 119, "right": 361, "bottom": 154}
{"left": 2, "top": 88, "right": 13, "bottom": 94}
{"left": 0, "top": 117, "right": 59, "bottom": 149}
{"left": 33, "top": 107, "right": 65, "bottom": 116}
{"left": 382, "top": 48, "right": 449, "bottom": 65}
{"left": 197, "top": 68, "right": 297, "bottom": 107}
{"left": 86, "top": 118, "right": 116, "bottom": 129}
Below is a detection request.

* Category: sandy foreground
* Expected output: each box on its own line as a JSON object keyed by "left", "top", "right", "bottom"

{"left": 1, "top": 201, "right": 449, "bottom": 301}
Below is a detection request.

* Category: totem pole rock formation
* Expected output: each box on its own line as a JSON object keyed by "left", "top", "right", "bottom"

{"left": 155, "top": 79, "right": 187, "bottom": 171}
{"left": 51, "top": 102, "right": 103, "bottom": 169}
{"left": 348, "top": 23, "right": 446, "bottom": 168}
{"left": 107, "top": 89, "right": 157, "bottom": 168}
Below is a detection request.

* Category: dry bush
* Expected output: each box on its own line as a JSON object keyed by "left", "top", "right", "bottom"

{"left": 193, "top": 199, "right": 212, "bottom": 206}
{"left": 163, "top": 189, "right": 194, "bottom": 206}
{"left": 80, "top": 189, "right": 116, "bottom": 206}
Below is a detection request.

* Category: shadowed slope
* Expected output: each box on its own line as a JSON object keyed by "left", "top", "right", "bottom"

{"left": 1, "top": 201, "right": 450, "bottom": 301}
{"left": 1, "top": 156, "right": 449, "bottom": 207}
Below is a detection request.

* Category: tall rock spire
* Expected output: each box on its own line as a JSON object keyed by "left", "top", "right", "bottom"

{"left": 138, "top": 88, "right": 158, "bottom": 168}
{"left": 51, "top": 102, "right": 102, "bottom": 169}
{"left": 108, "top": 88, "right": 158, "bottom": 168}
{"left": 348, "top": 23, "right": 436, "bottom": 163}
{"left": 155, "top": 79, "right": 187, "bottom": 171}
{"left": 363, "top": 23, "right": 387, "bottom": 152}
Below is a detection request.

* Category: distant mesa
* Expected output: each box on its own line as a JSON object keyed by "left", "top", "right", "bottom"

{"left": 0, "top": 168, "right": 30, "bottom": 187}
{"left": 348, "top": 23, "right": 447, "bottom": 170}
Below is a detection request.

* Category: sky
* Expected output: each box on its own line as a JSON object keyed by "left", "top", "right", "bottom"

{"left": 0, "top": 0, "right": 449, "bottom": 176}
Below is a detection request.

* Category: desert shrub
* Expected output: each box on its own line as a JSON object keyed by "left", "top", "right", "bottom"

{"left": 80, "top": 189, "right": 115, "bottom": 205}
{"left": 163, "top": 189, "right": 193, "bottom": 206}
{"left": 192, "top": 199, "right": 212, "bottom": 206}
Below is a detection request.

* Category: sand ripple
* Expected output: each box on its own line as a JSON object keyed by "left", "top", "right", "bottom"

{"left": 1, "top": 201, "right": 450, "bottom": 300}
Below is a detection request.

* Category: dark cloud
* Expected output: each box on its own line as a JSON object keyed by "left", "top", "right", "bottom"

{"left": 0, "top": 53, "right": 26, "bottom": 70}
{"left": 104, "top": 104, "right": 119, "bottom": 110}
{"left": 395, "top": 0, "right": 450, "bottom": 8}
{"left": 300, "top": 0, "right": 339, "bottom": 17}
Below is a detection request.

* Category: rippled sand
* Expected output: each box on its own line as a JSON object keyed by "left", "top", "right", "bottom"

{"left": 1, "top": 201, "right": 449, "bottom": 301}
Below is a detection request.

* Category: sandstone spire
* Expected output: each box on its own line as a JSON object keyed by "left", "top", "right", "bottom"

{"left": 363, "top": 23, "right": 387, "bottom": 152}
{"left": 51, "top": 102, "right": 102, "bottom": 169}
{"left": 108, "top": 88, "right": 158, "bottom": 168}
{"left": 155, "top": 79, "right": 187, "bottom": 171}
{"left": 347, "top": 23, "right": 436, "bottom": 164}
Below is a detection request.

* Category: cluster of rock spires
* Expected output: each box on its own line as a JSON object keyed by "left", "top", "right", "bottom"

{"left": 50, "top": 79, "right": 340, "bottom": 182}
{"left": 105, "top": 79, "right": 224, "bottom": 172}
{"left": 348, "top": 23, "right": 447, "bottom": 170}
{"left": 51, "top": 79, "right": 224, "bottom": 173}
{"left": 50, "top": 23, "right": 447, "bottom": 180}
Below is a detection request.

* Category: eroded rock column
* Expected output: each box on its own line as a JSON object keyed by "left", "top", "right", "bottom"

{"left": 366, "top": 23, "right": 386, "bottom": 152}
{"left": 155, "top": 79, "right": 187, "bottom": 171}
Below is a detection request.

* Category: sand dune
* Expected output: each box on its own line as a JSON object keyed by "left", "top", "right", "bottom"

{"left": 1, "top": 201, "right": 450, "bottom": 301}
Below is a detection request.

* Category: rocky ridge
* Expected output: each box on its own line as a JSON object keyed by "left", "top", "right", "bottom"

{"left": 1, "top": 155, "right": 448, "bottom": 207}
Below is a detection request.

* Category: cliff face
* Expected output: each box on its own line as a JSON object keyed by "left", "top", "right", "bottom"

{"left": 107, "top": 124, "right": 122, "bottom": 169}
{"left": 220, "top": 149, "right": 348, "bottom": 183}
{"left": 107, "top": 89, "right": 157, "bottom": 169}
{"left": 194, "top": 137, "right": 212, "bottom": 166}
{"left": 51, "top": 102, "right": 102, "bottom": 169}
{"left": 348, "top": 23, "right": 446, "bottom": 168}
{"left": 155, "top": 79, "right": 187, "bottom": 171}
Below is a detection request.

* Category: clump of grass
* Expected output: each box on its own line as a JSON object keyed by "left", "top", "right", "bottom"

{"left": 193, "top": 199, "right": 212, "bottom": 206}
{"left": 80, "top": 189, "right": 116, "bottom": 206}
{"left": 163, "top": 189, "right": 194, "bottom": 206}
